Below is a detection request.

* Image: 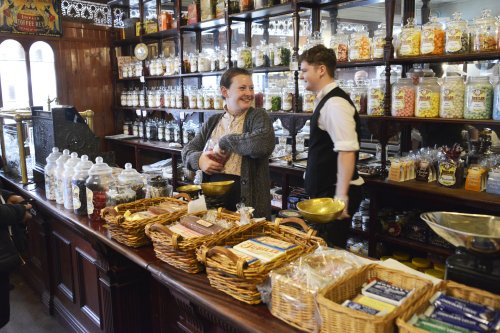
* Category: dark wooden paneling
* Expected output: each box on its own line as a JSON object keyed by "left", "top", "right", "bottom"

{"left": 52, "top": 230, "right": 76, "bottom": 303}
{"left": 76, "top": 247, "right": 102, "bottom": 329}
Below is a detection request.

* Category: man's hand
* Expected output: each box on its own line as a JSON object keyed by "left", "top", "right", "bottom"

{"left": 198, "top": 151, "right": 224, "bottom": 175}
{"left": 335, "top": 195, "right": 350, "bottom": 220}
{"left": 7, "top": 195, "right": 24, "bottom": 204}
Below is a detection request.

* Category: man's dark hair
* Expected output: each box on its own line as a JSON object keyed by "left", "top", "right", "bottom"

{"left": 220, "top": 67, "right": 252, "bottom": 89}
{"left": 298, "top": 44, "right": 337, "bottom": 78}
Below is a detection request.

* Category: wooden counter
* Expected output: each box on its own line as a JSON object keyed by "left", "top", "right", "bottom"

{"left": 0, "top": 173, "right": 300, "bottom": 333}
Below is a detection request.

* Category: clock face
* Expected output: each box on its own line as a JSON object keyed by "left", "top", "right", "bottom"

{"left": 134, "top": 43, "right": 148, "bottom": 61}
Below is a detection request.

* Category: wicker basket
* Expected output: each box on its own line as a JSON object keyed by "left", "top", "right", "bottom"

{"left": 397, "top": 280, "right": 500, "bottom": 333}
{"left": 316, "top": 264, "right": 433, "bottom": 333}
{"left": 102, "top": 194, "right": 189, "bottom": 248}
{"left": 197, "top": 217, "right": 326, "bottom": 305}
{"left": 145, "top": 209, "right": 241, "bottom": 274}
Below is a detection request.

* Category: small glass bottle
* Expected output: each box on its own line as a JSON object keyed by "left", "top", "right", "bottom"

{"left": 367, "top": 79, "right": 386, "bottom": 116}
{"left": 372, "top": 23, "right": 386, "bottom": 59}
{"left": 71, "top": 155, "right": 93, "bottom": 216}
{"left": 330, "top": 31, "right": 349, "bottom": 62}
{"left": 420, "top": 16, "right": 445, "bottom": 55}
{"left": 440, "top": 76, "right": 465, "bottom": 118}
{"left": 464, "top": 76, "right": 493, "bottom": 119}
{"left": 391, "top": 78, "right": 415, "bottom": 117}
{"left": 415, "top": 77, "right": 440, "bottom": 118}
{"left": 44, "top": 147, "right": 61, "bottom": 201}
{"left": 86, "top": 157, "right": 115, "bottom": 222}
{"left": 446, "top": 12, "right": 469, "bottom": 54}
{"left": 54, "top": 149, "right": 71, "bottom": 205}
{"left": 398, "top": 17, "right": 421, "bottom": 57}
{"left": 62, "top": 152, "right": 80, "bottom": 210}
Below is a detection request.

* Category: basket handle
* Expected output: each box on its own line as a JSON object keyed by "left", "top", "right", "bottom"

{"left": 148, "top": 223, "right": 183, "bottom": 250}
{"left": 206, "top": 246, "right": 248, "bottom": 278}
{"left": 274, "top": 217, "right": 316, "bottom": 239}
{"left": 173, "top": 193, "right": 191, "bottom": 202}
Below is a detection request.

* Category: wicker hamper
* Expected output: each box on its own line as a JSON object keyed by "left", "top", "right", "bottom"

{"left": 397, "top": 280, "right": 500, "bottom": 333}
{"left": 316, "top": 263, "right": 433, "bottom": 333}
{"left": 102, "top": 195, "right": 189, "bottom": 247}
{"left": 145, "top": 209, "right": 241, "bottom": 273}
{"left": 197, "top": 217, "right": 326, "bottom": 305}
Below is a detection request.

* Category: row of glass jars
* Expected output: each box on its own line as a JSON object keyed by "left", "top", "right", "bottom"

{"left": 387, "top": 76, "right": 497, "bottom": 120}
{"left": 397, "top": 10, "right": 500, "bottom": 58}
{"left": 121, "top": 87, "right": 183, "bottom": 108}
{"left": 330, "top": 24, "right": 386, "bottom": 62}
{"left": 227, "top": 0, "right": 290, "bottom": 14}
{"left": 121, "top": 61, "right": 144, "bottom": 78}
{"left": 123, "top": 119, "right": 200, "bottom": 144}
{"left": 183, "top": 47, "right": 228, "bottom": 73}
{"left": 186, "top": 87, "right": 225, "bottom": 110}
{"left": 236, "top": 39, "right": 292, "bottom": 69}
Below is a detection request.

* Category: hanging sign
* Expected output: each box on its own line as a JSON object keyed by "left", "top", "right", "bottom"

{"left": 0, "top": 0, "right": 62, "bottom": 36}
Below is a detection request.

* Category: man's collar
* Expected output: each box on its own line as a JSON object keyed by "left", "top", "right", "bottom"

{"left": 316, "top": 81, "right": 338, "bottom": 101}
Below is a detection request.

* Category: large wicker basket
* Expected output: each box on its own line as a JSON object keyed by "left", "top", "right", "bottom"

{"left": 102, "top": 195, "right": 189, "bottom": 248}
{"left": 397, "top": 280, "right": 500, "bottom": 333}
{"left": 145, "top": 209, "right": 241, "bottom": 274}
{"left": 316, "top": 264, "right": 433, "bottom": 333}
{"left": 197, "top": 217, "right": 326, "bottom": 305}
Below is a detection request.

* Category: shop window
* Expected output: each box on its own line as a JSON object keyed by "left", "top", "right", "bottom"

{"left": 0, "top": 40, "right": 29, "bottom": 109}
{"left": 29, "top": 41, "right": 57, "bottom": 107}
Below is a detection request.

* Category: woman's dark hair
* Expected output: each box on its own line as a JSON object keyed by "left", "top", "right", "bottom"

{"left": 220, "top": 67, "right": 252, "bottom": 89}
{"left": 298, "top": 44, "right": 337, "bottom": 78}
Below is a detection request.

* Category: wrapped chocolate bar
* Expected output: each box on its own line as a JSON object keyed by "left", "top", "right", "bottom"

{"left": 361, "top": 279, "right": 414, "bottom": 306}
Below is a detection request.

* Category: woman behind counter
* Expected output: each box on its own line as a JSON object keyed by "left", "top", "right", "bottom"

{"left": 182, "top": 68, "right": 275, "bottom": 218}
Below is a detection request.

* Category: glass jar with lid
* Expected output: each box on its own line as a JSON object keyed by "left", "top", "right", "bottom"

{"left": 197, "top": 87, "right": 205, "bottom": 109}
{"left": 198, "top": 51, "right": 211, "bottom": 72}
{"left": 132, "top": 121, "right": 140, "bottom": 137}
{"left": 137, "top": 88, "right": 144, "bottom": 107}
{"left": 330, "top": 31, "right": 349, "bottom": 62}
{"left": 204, "top": 89, "right": 215, "bottom": 109}
{"left": 131, "top": 88, "right": 140, "bottom": 107}
{"left": 254, "top": 41, "right": 268, "bottom": 68}
{"left": 147, "top": 88, "right": 155, "bottom": 108}
{"left": 62, "top": 152, "right": 80, "bottom": 210}
{"left": 218, "top": 47, "right": 227, "bottom": 70}
{"left": 254, "top": 86, "right": 264, "bottom": 109}
{"left": 267, "top": 85, "right": 281, "bottom": 112}
{"left": 156, "top": 88, "right": 163, "bottom": 107}
{"left": 126, "top": 88, "right": 133, "bottom": 106}
{"left": 274, "top": 37, "right": 291, "bottom": 67}
{"left": 183, "top": 52, "right": 191, "bottom": 73}
{"left": 189, "top": 52, "right": 198, "bottom": 73}
{"left": 350, "top": 79, "right": 368, "bottom": 115}
{"left": 415, "top": 77, "right": 440, "bottom": 118}
{"left": 134, "top": 61, "right": 143, "bottom": 77}
{"left": 420, "top": 16, "right": 445, "bottom": 55}
{"left": 146, "top": 120, "right": 157, "bottom": 141}
{"left": 175, "top": 87, "right": 183, "bottom": 108}
{"left": 302, "top": 87, "right": 315, "bottom": 113}
{"left": 187, "top": 87, "right": 197, "bottom": 109}
{"left": 121, "top": 63, "right": 129, "bottom": 78}
{"left": 214, "top": 94, "right": 224, "bottom": 110}
{"left": 367, "top": 79, "right": 386, "bottom": 116}
{"left": 120, "top": 90, "right": 128, "bottom": 106}
{"left": 391, "top": 78, "right": 415, "bottom": 117}
{"left": 86, "top": 157, "right": 115, "bottom": 222}
{"left": 398, "top": 18, "right": 421, "bottom": 57}
{"left": 494, "top": 80, "right": 500, "bottom": 120}
{"left": 118, "top": 163, "right": 146, "bottom": 200}
{"left": 472, "top": 9, "right": 497, "bottom": 52}
{"left": 54, "top": 149, "right": 71, "bottom": 205}
{"left": 138, "top": 119, "right": 145, "bottom": 139}
{"left": 210, "top": 51, "right": 220, "bottom": 72}
{"left": 106, "top": 185, "right": 136, "bottom": 207}
{"left": 71, "top": 155, "right": 93, "bottom": 216}
{"left": 372, "top": 23, "right": 386, "bottom": 59}
{"left": 349, "top": 27, "right": 371, "bottom": 61}
{"left": 157, "top": 121, "right": 166, "bottom": 141}
{"left": 44, "top": 147, "right": 62, "bottom": 200}
{"left": 123, "top": 121, "right": 131, "bottom": 135}
{"left": 446, "top": 12, "right": 469, "bottom": 54}
{"left": 464, "top": 76, "right": 493, "bottom": 119}
{"left": 440, "top": 76, "right": 465, "bottom": 118}
{"left": 237, "top": 43, "right": 252, "bottom": 69}
{"left": 282, "top": 84, "right": 294, "bottom": 112}
{"left": 145, "top": 171, "right": 172, "bottom": 198}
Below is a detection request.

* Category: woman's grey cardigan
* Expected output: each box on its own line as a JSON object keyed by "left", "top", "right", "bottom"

{"left": 182, "top": 107, "right": 275, "bottom": 218}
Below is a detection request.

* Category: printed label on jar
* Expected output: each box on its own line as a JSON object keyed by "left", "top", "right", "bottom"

{"left": 446, "top": 29, "right": 463, "bottom": 52}
{"left": 421, "top": 30, "right": 435, "bottom": 54}
{"left": 86, "top": 188, "right": 94, "bottom": 215}
{"left": 393, "top": 88, "right": 405, "bottom": 110}
{"left": 469, "top": 88, "right": 486, "bottom": 112}
{"left": 417, "top": 88, "right": 432, "bottom": 109}
{"left": 72, "top": 185, "right": 81, "bottom": 209}
{"left": 438, "top": 161, "right": 457, "bottom": 187}
{"left": 441, "top": 88, "right": 457, "bottom": 111}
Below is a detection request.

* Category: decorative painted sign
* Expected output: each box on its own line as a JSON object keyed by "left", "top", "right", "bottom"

{"left": 0, "top": 0, "right": 61, "bottom": 36}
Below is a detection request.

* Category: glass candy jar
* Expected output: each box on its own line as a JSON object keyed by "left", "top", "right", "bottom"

{"left": 62, "top": 152, "right": 80, "bottom": 210}
{"left": 44, "top": 147, "right": 62, "bottom": 201}
{"left": 398, "top": 18, "right": 421, "bottom": 57}
{"left": 237, "top": 43, "right": 253, "bottom": 69}
{"left": 372, "top": 23, "right": 386, "bottom": 59}
{"left": 420, "top": 16, "right": 445, "bottom": 55}
{"left": 391, "top": 78, "right": 415, "bottom": 117}
{"left": 350, "top": 79, "right": 368, "bottom": 115}
{"left": 367, "top": 79, "right": 386, "bottom": 116}
{"left": 145, "top": 172, "right": 171, "bottom": 198}
{"left": 54, "top": 149, "right": 71, "bottom": 205}
{"left": 274, "top": 37, "right": 291, "bottom": 67}
{"left": 464, "top": 76, "right": 493, "bottom": 120}
{"left": 440, "top": 76, "right": 465, "bottom": 118}
{"left": 330, "top": 31, "right": 349, "bottom": 62}
{"left": 86, "top": 157, "right": 115, "bottom": 222}
{"left": 281, "top": 84, "right": 294, "bottom": 112}
{"left": 446, "top": 12, "right": 469, "bottom": 54}
{"left": 71, "top": 155, "right": 93, "bottom": 216}
{"left": 472, "top": 9, "right": 497, "bottom": 52}
{"left": 415, "top": 77, "right": 440, "bottom": 118}
{"left": 349, "top": 28, "right": 371, "bottom": 61}
{"left": 302, "top": 89, "right": 316, "bottom": 113}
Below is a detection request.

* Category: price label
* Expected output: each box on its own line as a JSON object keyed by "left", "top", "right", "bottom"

{"left": 140, "top": 76, "right": 145, "bottom": 83}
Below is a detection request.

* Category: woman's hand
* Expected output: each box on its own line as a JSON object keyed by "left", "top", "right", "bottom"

{"left": 23, "top": 203, "right": 32, "bottom": 222}
{"left": 7, "top": 195, "right": 24, "bottom": 204}
{"left": 199, "top": 151, "right": 224, "bottom": 175}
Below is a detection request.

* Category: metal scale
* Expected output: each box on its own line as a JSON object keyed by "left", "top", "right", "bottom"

{"left": 421, "top": 212, "right": 500, "bottom": 294}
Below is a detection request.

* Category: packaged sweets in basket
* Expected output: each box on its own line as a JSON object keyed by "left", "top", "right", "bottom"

{"left": 397, "top": 280, "right": 500, "bottom": 333}
{"left": 197, "top": 218, "right": 326, "bottom": 304}
{"left": 316, "top": 263, "right": 432, "bottom": 333}
{"left": 264, "top": 248, "right": 367, "bottom": 332}
{"left": 102, "top": 195, "right": 189, "bottom": 247}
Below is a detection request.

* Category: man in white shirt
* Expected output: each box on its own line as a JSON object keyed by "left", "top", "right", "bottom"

{"left": 299, "top": 45, "right": 364, "bottom": 247}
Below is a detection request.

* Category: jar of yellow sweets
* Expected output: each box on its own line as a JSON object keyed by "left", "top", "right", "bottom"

{"left": 398, "top": 17, "right": 421, "bottom": 57}
{"left": 349, "top": 27, "right": 371, "bottom": 61}
{"left": 415, "top": 77, "right": 440, "bottom": 118}
{"left": 420, "top": 16, "right": 445, "bottom": 55}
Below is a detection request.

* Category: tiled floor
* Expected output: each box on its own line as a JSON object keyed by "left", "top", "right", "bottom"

{"left": 0, "top": 272, "right": 67, "bottom": 333}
